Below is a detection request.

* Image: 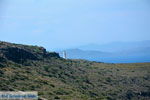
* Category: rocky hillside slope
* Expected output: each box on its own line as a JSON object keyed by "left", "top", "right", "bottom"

{"left": 0, "top": 41, "right": 150, "bottom": 100}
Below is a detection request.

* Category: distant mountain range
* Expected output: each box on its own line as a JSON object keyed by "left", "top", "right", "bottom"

{"left": 58, "top": 40, "right": 150, "bottom": 63}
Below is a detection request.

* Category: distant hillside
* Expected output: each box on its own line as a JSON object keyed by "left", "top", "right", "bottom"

{"left": 0, "top": 41, "right": 150, "bottom": 100}
{"left": 60, "top": 41, "right": 150, "bottom": 63}
{"left": 79, "top": 40, "right": 150, "bottom": 52}
{"left": 58, "top": 49, "right": 111, "bottom": 60}
{"left": 59, "top": 48, "right": 150, "bottom": 63}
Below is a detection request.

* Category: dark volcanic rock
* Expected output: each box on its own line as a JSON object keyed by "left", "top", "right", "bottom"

{"left": 0, "top": 47, "right": 38, "bottom": 63}
{"left": 44, "top": 52, "right": 60, "bottom": 58}
{"left": 0, "top": 41, "right": 60, "bottom": 64}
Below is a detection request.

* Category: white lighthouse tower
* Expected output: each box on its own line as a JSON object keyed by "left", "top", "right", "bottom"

{"left": 63, "top": 51, "right": 67, "bottom": 59}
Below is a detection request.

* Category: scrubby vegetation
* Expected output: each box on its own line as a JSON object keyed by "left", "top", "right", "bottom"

{"left": 0, "top": 41, "right": 150, "bottom": 100}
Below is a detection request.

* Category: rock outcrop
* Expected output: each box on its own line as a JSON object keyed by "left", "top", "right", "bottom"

{"left": 0, "top": 41, "right": 60, "bottom": 64}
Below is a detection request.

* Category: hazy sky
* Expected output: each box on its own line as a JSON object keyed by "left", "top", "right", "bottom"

{"left": 0, "top": 0, "right": 150, "bottom": 50}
